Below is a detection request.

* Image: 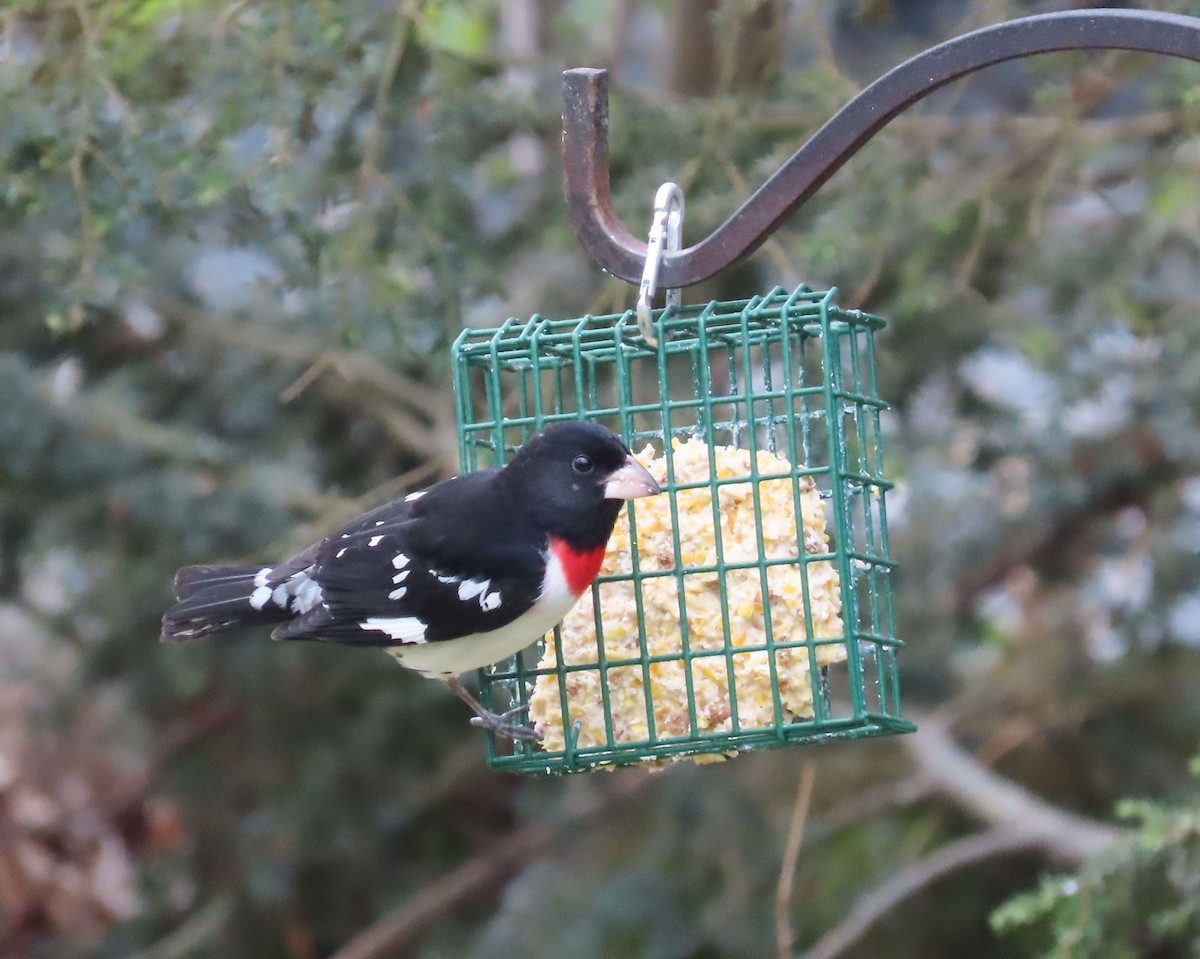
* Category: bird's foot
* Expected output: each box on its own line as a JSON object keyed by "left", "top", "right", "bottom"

{"left": 447, "top": 677, "right": 542, "bottom": 743}
{"left": 468, "top": 703, "right": 542, "bottom": 742}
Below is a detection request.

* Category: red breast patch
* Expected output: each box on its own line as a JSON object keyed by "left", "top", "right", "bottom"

{"left": 548, "top": 537, "right": 607, "bottom": 596}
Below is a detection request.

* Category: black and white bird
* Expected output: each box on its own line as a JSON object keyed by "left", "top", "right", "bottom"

{"left": 160, "top": 421, "right": 661, "bottom": 739}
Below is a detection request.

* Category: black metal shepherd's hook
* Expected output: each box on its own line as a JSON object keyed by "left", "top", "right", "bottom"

{"left": 563, "top": 8, "right": 1200, "bottom": 289}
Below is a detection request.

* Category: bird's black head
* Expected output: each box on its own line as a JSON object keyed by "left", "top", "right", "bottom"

{"left": 500, "top": 421, "right": 660, "bottom": 551}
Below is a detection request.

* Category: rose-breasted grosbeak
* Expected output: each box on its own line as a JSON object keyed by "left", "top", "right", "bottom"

{"left": 160, "top": 421, "right": 661, "bottom": 739}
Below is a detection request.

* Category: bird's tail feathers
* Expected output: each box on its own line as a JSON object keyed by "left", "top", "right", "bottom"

{"left": 160, "top": 564, "right": 288, "bottom": 642}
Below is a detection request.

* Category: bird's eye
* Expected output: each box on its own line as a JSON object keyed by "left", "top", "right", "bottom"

{"left": 572, "top": 455, "right": 594, "bottom": 475}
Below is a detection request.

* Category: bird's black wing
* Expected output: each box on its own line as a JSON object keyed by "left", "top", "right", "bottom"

{"left": 248, "top": 482, "right": 431, "bottom": 595}
{"left": 273, "top": 471, "right": 547, "bottom": 646}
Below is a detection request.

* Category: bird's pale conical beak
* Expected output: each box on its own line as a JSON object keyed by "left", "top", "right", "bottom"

{"left": 604, "top": 455, "right": 661, "bottom": 500}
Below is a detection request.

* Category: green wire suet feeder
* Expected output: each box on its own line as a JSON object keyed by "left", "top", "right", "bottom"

{"left": 452, "top": 285, "right": 913, "bottom": 773}
{"left": 447, "top": 10, "right": 1200, "bottom": 772}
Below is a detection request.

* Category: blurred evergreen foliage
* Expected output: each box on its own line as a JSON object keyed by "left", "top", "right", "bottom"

{"left": 3, "top": 1, "right": 1200, "bottom": 957}
{"left": 992, "top": 766, "right": 1200, "bottom": 957}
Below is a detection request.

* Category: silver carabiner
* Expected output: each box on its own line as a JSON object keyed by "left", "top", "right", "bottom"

{"left": 635, "top": 182, "right": 685, "bottom": 346}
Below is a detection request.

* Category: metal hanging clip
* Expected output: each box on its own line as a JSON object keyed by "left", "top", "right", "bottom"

{"left": 635, "top": 182, "right": 684, "bottom": 346}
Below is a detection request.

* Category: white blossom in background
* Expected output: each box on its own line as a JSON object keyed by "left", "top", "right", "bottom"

{"left": 961, "top": 347, "right": 1059, "bottom": 432}
{"left": 1168, "top": 593, "right": 1200, "bottom": 647}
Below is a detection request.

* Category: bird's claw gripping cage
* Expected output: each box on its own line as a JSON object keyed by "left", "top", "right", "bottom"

{"left": 452, "top": 285, "right": 913, "bottom": 774}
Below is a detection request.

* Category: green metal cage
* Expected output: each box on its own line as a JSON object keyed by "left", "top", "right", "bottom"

{"left": 451, "top": 285, "right": 913, "bottom": 774}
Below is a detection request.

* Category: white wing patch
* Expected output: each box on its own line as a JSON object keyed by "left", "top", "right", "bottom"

{"left": 249, "top": 566, "right": 275, "bottom": 607}
{"left": 290, "top": 575, "right": 323, "bottom": 614}
{"left": 361, "top": 616, "right": 427, "bottom": 643}
{"left": 405, "top": 491, "right": 426, "bottom": 502}
{"left": 457, "top": 577, "right": 502, "bottom": 612}
{"left": 388, "top": 586, "right": 408, "bottom": 601}
{"left": 249, "top": 568, "right": 324, "bottom": 614}
{"left": 392, "top": 570, "right": 410, "bottom": 584}
{"left": 458, "top": 578, "right": 488, "bottom": 602}
{"left": 368, "top": 535, "right": 384, "bottom": 547}
{"left": 392, "top": 553, "right": 410, "bottom": 569}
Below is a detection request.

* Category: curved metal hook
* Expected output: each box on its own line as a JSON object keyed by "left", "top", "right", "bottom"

{"left": 564, "top": 8, "right": 1200, "bottom": 288}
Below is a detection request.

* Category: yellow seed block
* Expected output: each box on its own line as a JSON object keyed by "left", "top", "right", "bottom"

{"left": 528, "top": 437, "right": 847, "bottom": 764}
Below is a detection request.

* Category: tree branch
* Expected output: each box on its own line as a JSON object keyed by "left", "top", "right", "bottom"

{"left": 904, "top": 715, "right": 1127, "bottom": 865}
{"left": 786, "top": 718, "right": 1120, "bottom": 959}
{"left": 776, "top": 762, "right": 817, "bottom": 959}
{"left": 804, "top": 774, "right": 934, "bottom": 848}
{"left": 328, "top": 773, "right": 654, "bottom": 959}
{"left": 799, "top": 828, "right": 1043, "bottom": 959}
